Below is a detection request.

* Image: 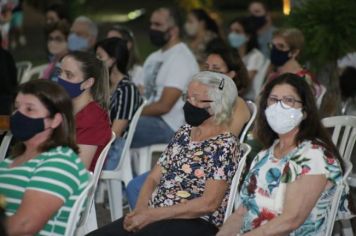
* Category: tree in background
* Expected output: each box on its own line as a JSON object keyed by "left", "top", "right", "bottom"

{"left": 288, "top": 0, "right": 356, "bottom": 117}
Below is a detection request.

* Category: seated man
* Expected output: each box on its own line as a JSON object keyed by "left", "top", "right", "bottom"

{"left": 131, "top": 7, "right": 199, "bottom": 149}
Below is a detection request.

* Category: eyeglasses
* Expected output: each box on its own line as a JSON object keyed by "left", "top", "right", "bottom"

{"left": 267, "top": 96, "right": 302, "bottom": 109}
{"left": 181, "top": 93, "right": 213, "bottom": 103}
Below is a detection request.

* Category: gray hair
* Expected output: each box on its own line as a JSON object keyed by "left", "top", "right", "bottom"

{"left": 191, "top": 71, "right": 238, "bottom": 125}
{"left": 74, "top": 16, "right": 98, "bottom": 38}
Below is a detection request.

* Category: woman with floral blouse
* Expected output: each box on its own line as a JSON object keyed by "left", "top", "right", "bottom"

{"left": 218, "top": 73, "right": 353, "bottom": 236}
{"left": 88, "top": 71, "right": 242, "bottom": 236}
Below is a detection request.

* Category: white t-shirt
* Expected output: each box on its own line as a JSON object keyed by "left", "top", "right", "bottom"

{"left": 243, "top": 48, "right": 267, "bottom": 101}
{"left": 129, "top": 64, "right": 144, "bottom": 86}
{"left": 140, "top": 42, "right": 199, "bottom": 131}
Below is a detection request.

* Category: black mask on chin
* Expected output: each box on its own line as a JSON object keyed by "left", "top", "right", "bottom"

{"left": 149, "top": 29, "right": 170, "bottom": 47}
{"left": 183, "top": 102, "right": 211, "bottom": 127}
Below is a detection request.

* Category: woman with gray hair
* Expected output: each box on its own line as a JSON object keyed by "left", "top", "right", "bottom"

{"left": 88, "top": 71, "right": 242, "bottom": 236}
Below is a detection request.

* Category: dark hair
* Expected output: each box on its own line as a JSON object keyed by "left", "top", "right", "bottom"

{"left": 340, "top": 66, "right": 356, "bottom": 99}
{"left": 45, "top": 3, "right": 69, "bottom": 21}
{"left": 156, "top": 7, "right": 183, "bottom": 37}
{"left": 12, "top": 80, "right": 79, "bottom": 157}
{"left": 230, "top": 17, "right": 259, "bottom": 53}
{"left": 95, "top": 37, "right": 129, "bottom": 75}
{"left": 107, "top": 25, "right": 141, "bottom": 70}
{"left": 64, "top": 51, "right": 110, "bottom": 110}
{"left": 206, "top": 38, "right": 250, "bottom": 95}
{"left": 46, "top": 20, "right": 70, "bottom": 39}
{"left": 190, "top": 8, "right": 220, "bottom": 35}
{"left": 248, "top": 0, "right": 270, "bottom": 12}
{"left": 255, "top": 73, "right": 342, "bottom": 167}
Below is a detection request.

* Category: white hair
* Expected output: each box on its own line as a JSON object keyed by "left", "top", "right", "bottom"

{"left": 191, "top": 71, "right": 238, "bottom": 125}
{"left": 74, "top": 16, "right": 98, "bottom": 38}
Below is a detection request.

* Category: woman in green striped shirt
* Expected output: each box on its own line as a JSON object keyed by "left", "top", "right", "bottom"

{"left": 0, "top": 80, "right": 89, "bottom": 235}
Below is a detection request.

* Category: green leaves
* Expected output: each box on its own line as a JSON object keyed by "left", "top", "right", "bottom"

{"left": 288, "top": 0, "right": 356, "bottom": 68}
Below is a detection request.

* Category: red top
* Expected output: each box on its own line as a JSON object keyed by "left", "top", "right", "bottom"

{"left": 75, "top": 101, "right": 111, "bottom": 171}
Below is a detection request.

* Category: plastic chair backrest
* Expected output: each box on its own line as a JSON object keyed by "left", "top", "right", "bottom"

{"left": 239, "top": 101, "right": 257, "bottom": 143}
{"left": 0, "top": 131, "right": 12, "bottom": 161}
{"left": 21, "top": 64, "right": 48, "bottom": 84}
{"left": 114, "top": 99, "right": 147, "bottom": 171}
{"left": 64, "top": 173, "right": 94, "bottom": 236}
{"left": 224, "top": 143, "right": 251, "bottom": 222}
{"left": 316, "top": 85, "right": 327, "bottom": 109}
{"left": 322, "top": 115, "right": 356, "bottom": 162}
{"left": 79, "top": 132, "right": 115, "bottom": 225}
{"left": 15, "top": 61, "right": 32, "bottom": 83}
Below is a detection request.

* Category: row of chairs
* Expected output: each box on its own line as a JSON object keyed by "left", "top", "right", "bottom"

{"left": 15, "top": 61, "right": 47, "bottom": 84}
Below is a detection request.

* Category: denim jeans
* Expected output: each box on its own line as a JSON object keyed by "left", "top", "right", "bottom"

{"left": 103, "top": 137, "right": 125, "bottom": 170}
{"left": 126, "top": 172, "right": 149, "bottom": 209}
{"left": 131, "top": 116, "right": 175, "bottom": 148}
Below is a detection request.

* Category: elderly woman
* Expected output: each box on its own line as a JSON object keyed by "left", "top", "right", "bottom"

{"left": 88, "top": 71, "right": 241, "bottom": 236}
{"left": 0, "top": 80, "right": 89, "bottom": 235}
{"left": 218, "top": 73, "right": 352, "bottom": 236}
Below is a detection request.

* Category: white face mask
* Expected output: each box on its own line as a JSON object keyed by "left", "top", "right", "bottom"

{"left": 265, "top": 102, "right": 303, "bottom": 134}
{"left": 184, "top": 23, "right": 198, "bottom": 37}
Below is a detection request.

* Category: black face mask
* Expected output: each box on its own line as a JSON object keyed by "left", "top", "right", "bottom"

{"left": 149, "top": 29, "right": 170, "bottom": 47}
{"left": 10, "top": 111, "right": 46, "bottom": 141}
{"left": 183, "top": 102, "right": 211, "bottom": 127}
{"left": 270, "top": 45, "right": 290, "bottom": 67}
{"left": 249, "top": 15, "right": 267, "bottom": 30}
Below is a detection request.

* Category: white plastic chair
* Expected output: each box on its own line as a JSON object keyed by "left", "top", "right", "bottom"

{"left": 21, "top": 64, "right": 48, "bottom": 84}
{"left": 316, "top": 84, "right": 327, "bottom": 109}
{"left": 76, "top": 132, "right": 116, "bottom": 235}
{"left": 100, "top": 100, "right": 147, "bottom": 221}
{"left": 15, "top": 61, "right": 32, "bottom": 83}
{"left": 0, "top": 131, "right": 12, "bottom": 161}
{"left": 322, "top": 115, "right": 356, "bottom": 236}
{"left": 64, "top": 173, "right": 94, "bottom": 236}
{"left": 224, "top": 143, "right": 251, "bottom": 222}
{"left": 240, "top": 101, "right": 257, "bottom": 143}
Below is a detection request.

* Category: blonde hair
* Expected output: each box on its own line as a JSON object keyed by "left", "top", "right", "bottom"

{"left": 66, "top": 51, "right": 110, "bottom": 110}
{"left": 273, "top": 27, "right": 304, "bottom": 53}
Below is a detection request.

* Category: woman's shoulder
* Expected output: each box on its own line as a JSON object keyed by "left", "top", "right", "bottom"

{"left": 40, "top": 146, "right": 86, "bottom": 170}
{"left": 77, "top": 101, "right": 110, "bottom": 126}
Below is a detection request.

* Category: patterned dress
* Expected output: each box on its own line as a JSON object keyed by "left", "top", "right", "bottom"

{"left": 239, "top": 139, "right": 353, "bottom": 235}
{"left": 149, "top": 124, "right": 241, "bottom": 227}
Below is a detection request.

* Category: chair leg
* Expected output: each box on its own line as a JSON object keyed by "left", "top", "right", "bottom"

{"left": 122, "top": 152, "right": 133, "bottom": 187}
{"left": 95, "top": 180, "right": 106, "bottom": 204}
{"left": 137, "top": 147, "right": 150, "bottom": 175}
{"left": 107, "top": 179, "right": 123, "bottom": 221}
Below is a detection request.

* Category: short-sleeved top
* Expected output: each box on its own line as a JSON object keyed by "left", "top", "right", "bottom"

{"left": 0, "top": 146, "right": 89, "bottom": 235}
{"left": 140, "top": 42, "right": 199, "bottom": 131}
{"left": 110, "top": 77, "right": 143, "bottom": 138}
{"left": 76, "top": 101, "right": 111, "bottom": 171}
{"left": 149, "top": 124, "right": 241, "bottom": 227}
{"left": 239, "top": 140, "right": 352, "bottom": 235}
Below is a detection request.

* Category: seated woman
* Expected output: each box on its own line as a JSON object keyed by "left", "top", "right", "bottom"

{"left": 88, "top": 71, "right": 242, "bottom": 236}
{"left": 106, "top": 25, "right": 143, "bottom": 91}
{"left": 266, "top": 27, "right": 322, "bottom": 100}
{"left": 95, "top": 37, "right": 143, "bottom": 170}
{"left": 204, "top": 47, "right": 251, "bottom": 137}
{"left": 218, "top": 73, "right": 352, "bottom": 236}
{"left": 57, "top": 51, "right": 112, "bottom": 171}
{"left": 126, "top": 46, "right": 251, "bottom": 208}
{"left": 0, "top": 80, "right": 89, "bottom": 235}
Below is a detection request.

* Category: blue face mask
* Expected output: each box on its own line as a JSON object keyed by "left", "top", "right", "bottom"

{"left": 68, "top": 33, "right": 89, "bottom": 51}
{"left": 270, "top": 45, "right": 291, "bottom": 67}
{"left": 228, "top": 32, "right": 248, "bottom": 49}
{"left": 10, "top": 111, "right": 46, "bottom": 141}
{"left": 56, "top": 76, "right": 85, "bottom": 98}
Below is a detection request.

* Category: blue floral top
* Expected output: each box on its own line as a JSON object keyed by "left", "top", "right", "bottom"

{"left": 239, "top": 139, "right": 353, "bottom": 235}
{"left": 149, "top": 124, "right": 241, "bottom": 227}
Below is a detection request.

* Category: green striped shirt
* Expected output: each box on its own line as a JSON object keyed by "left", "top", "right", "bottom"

{"left": 0, "top": 146, "right": 89, "bottom": 236}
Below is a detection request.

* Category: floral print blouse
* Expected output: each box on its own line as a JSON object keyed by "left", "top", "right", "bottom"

{"left": 239, "top": 139, "right": 353, "bottom": 235}
{"left": 149, "top": 124, "right": 241, "bottom": 227}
